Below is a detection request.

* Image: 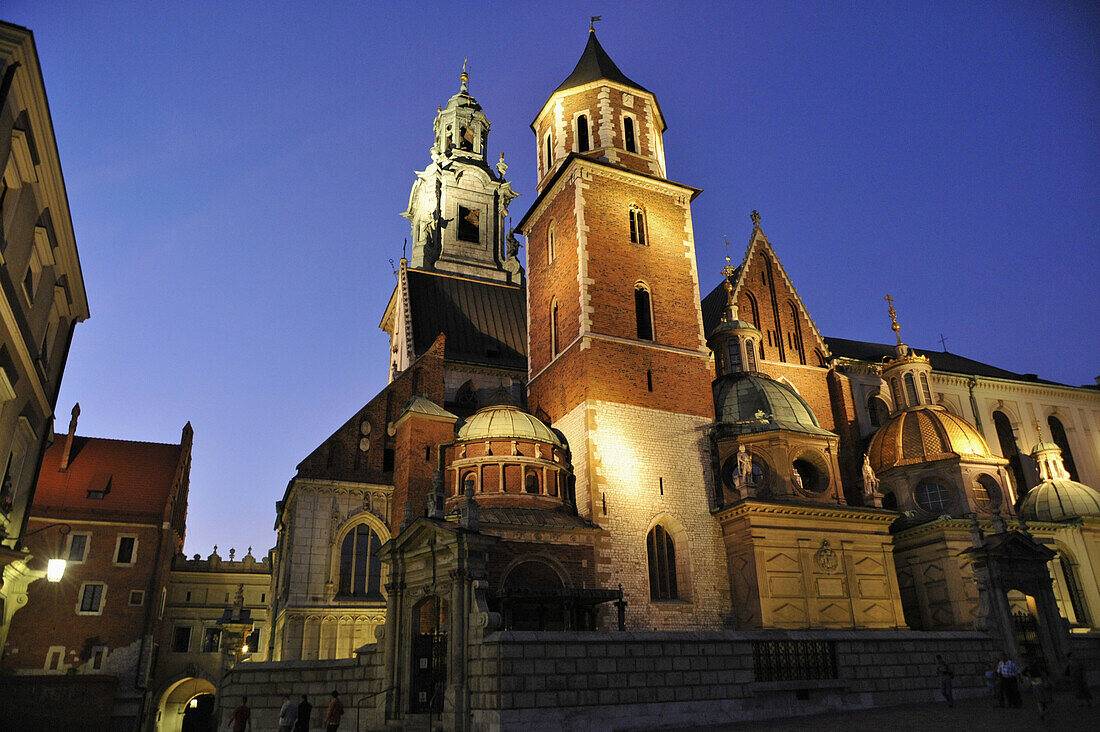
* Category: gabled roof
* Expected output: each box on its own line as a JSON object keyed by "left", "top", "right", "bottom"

{"left": 406, "top": 269, "right": 526, "bottom": 371}
{"left": 554, "top": 31, "right": 649, "bottom": 95}
{"left": 824, "top": 337, "right": 1058, "bottom": 383}
{"left": 33, "top": 434, "right": 185, "bottom": 522}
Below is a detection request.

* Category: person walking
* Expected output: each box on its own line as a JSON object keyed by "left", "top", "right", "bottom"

{"left": 1065, "top": 652, "right": 1094, "bottom": 708}
{"left": 935, "top": 654, "right": 954, "bottom": 707}
{"left": 1024, "top": 663, "right": 1053, "bottom": 720}
{"left": 227, "top": 696, "right": 251, "bottom": 732}
{"left": 325, "top": 689, "right": 344, "bottom": 731}
{"left": 997, "top": 655, "right": 1023, "bottom": 708}
{"left": 278, "top": 694, "right": 298, "bottom": 732}
{"left": 294, "top": 695, "right": 313, "bottom": 732}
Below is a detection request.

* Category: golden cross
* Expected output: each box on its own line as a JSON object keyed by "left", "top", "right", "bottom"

{"left": 885, "top": 294, "right": 901, "bottom": 343}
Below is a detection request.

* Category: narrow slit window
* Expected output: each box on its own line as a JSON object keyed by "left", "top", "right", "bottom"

{"left": 576, "top": 115, "right": 589, "bottom": 152}
{"left": 635, "top": 285, "right": 654, "bottom": 341}
{"left": 550, "top": 299, "right": 559, "bottom": 356}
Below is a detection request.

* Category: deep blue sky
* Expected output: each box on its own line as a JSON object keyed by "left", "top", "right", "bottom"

{"left": 6, "top": 2, "right": 1098, "bottom": 557}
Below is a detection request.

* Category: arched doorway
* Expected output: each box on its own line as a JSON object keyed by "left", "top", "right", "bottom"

{"left": 500, "top": 560, "right": 567, "bottom": 631}
{"left": 156, "top": 677, "right": 216, "bottom": 732}
{"left": 410, "top": 596, "right": 448, "bottom": 714}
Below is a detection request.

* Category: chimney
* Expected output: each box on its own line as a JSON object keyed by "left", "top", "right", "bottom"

{"left": 59, "top": 403, "right": 79, "bottom": 471}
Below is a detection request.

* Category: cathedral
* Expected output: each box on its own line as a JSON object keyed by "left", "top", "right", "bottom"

{"left": 259, "top": 29, "right": 1100, "bottom": 728}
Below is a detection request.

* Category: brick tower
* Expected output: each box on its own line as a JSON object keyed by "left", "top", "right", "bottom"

{"left": 516, "top": 31, "right": 730, "bottom": 628}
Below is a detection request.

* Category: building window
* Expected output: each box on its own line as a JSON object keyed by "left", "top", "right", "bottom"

{"left": 992, "top": 411, "right": 1026, "bottom": 497}
{"left": 647, "top": 524, "right": 679, "bottom": 601}
{"left": 463, "top": 472, "right": 477, "bottom": 494}
{"left": 547, "top": 221, "right": 556, "bottom": 263}
{"left": 114, "top": 535, "right": 137, "bottom": 565}
{"left": 544, "top": 133, "right": 552, "bottom": 174}
{"left": 890, "top": 378, "right": 903, "bottom": 410}
{"left": 382, "top": 448, "right": 395, "bottom": 472}
{"left": 45, "top": 646, "right": 65, "bottom": 672}
{"left": 202, "top": 627, "right": 221, "bottom": 653}
{"left": 1047, "top": 415, "right": 1079, "bottom": 481}
{"left": 787, "top": 301, "right": 805, "bottom": 365}
{"left": 914, "top": 481, "right": 952, "bottom": 513}
{"left": 745, "top": 338, "right": 758, "bottom": 371}
{"left": 919, "top": 373, "right": 932, "bottom": 403}
{"left": 629, "top": 205, "right": 647, "bottom": 245}
{"left": 338, "top": 523, "right": 384, "bottom": 599}
{"left": 904, "top": 373, "right": 919, "bottom": 406}
{"left": 792, "top": 458, "right": 826, "bottom": 493}
{"left": 973, "top": 474, "right": 1002, "bottom": 511}
{"left": 550, "top": 299, "right": 559, "bottom": 356}
{"left": 881, "top": 491, "right": 898, "bottom": 510}
{"left": 245, "top": 628, "right": 261, "bottom": 653}
{"left": 867, "top": 395, "right": 889, "bottom": 429}
{"left": 77, "top": 582, "right": 106, "bottom": 615}
{"left": 457, "top": 206, "right": 480, "bottom": 243}
{"left": 624, "top": 116, "right": 637, "bottom": 152}
{"left": 634, "top": 284, "right": 654, "bottom": 341}
{"left": 1060, "top": 555, "right": 1091, "bottom": 626}
{"left": 726, "top": 339, "right": 743, "bottom": 373}
{"left": 67, "top": 532, "right": 90, "bottom": 563}
{"left": 90, "top": 646, "right": 107, "bottom": 671}
{"left": 524, "top": 472, "right": 539, "bottom": 494}
{"left": 576, "top": 114, "right": 589, "bottom": 152}
{"left": 646, "top": 369, "right": 654, "bottom": 392}
{"left": 128, "top": 590, "right": 145, "bottom": 606}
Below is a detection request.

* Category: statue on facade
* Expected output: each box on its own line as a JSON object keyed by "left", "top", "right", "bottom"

{"left": 791, "top": 467, "right": 804, "bottom": 492}
{"left": 861, "top": 453, "right": 880, "bottom": 496}
{"left": 496, "top": 151, "right": 508, "bottom": 179}
{"left": 506, "top": 227, "right": 522, "bottom": 259}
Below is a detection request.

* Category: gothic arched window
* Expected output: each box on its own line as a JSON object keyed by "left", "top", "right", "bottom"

{"left": 745, "top": 338, "right": 758, "bottom": 371}
{"left": 634, "top": 283, "right": 654, "bottom": 341}
{"left": 576, "top": 115, "right": 590, "bottom": 152}
{"left": 629, "top": 205, "right": 647, "bottom": 245}
{"left": 787, "top": 301, "right": 805, "bottom": 365}
{"left": 547, "top": 221, "right": 556, "bottom": 263}
{"left": 1060, "top": 554, "right": 1091, "bottom": 626}
{"left": 1047, "top": 415, "right": 1079, "bottom": 481}
{"left": 624, "top": 116, "right": 637, "bottom": 152}
{"left": 744, "top": 292, "right": 760, "bottom": 329}
{"left": 338, "top": 524, "right": 383, "bottom": 599}
{"left": 647, "top": 524, "right": 678, "bottom": 601}
{"left": 920, "top": 373, "right": 932, "bottom": 403}
{"left": 992, "top": 411, "right": 1026, "bottom": 497}
{"left": 544, "top": 133, "right": 552, "bottom": 174}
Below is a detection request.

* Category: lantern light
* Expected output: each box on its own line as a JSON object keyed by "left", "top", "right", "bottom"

{"left": 46, "top": 558, "right": 66, "bottom": 582}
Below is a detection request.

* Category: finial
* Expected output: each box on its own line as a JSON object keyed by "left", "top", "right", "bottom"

{"left": 721, "top": 239, "right": 739, "bottom": 321}
{"left": 590, "top": 15, "right": 602, "bottom": 32}
{"left": 1033, "top": 419, "right": 1045, "bottom": 443}
{"left": 460, "top": 57, "right": 469, "bottom": 93}
{"left": 885, "top": 294, "right": 902, "bottom": 345}
{"left": 750, "top": 210, "right": 761, "bottom": 229}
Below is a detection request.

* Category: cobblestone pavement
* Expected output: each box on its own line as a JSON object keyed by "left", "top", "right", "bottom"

{"left": 667, "top": 690, "right": 1096, "bottom": 731}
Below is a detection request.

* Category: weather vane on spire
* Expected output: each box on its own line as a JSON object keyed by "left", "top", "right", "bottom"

{"left": 885, "top": 294, "right": 902, "bottom": 345}
{"left": 590, "top": 15, "right": 602, "bottom": 32}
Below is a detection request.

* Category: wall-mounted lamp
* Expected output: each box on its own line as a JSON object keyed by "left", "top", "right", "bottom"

{"left": 23, "top": 522, "right": 71, "bottom": 582}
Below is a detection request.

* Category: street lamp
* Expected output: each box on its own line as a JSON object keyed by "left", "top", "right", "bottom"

{"left": 22, "top": 522, "right": 71, "bottom": 582}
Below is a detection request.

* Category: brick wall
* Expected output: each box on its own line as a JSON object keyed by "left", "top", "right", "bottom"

{"left": 468, "top": 629, "right": 1000, "bottom": 731}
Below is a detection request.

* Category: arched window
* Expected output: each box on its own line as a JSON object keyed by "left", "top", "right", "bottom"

{"left": 647, "top": 524, "right": 678, "bottom": 601}
{"left": 634, "top": 283, "right": 654, "bottom": 341}
{"left": 787, "top": 301, "right": 805, "bottom": 365}
{"left": 463, "top": 472, "right": 477, "bottom": 494}
{"left": 992, "top": 411, "right": 1026, "bottom": 497}
{"left": 550, "top": 299, "right": 559, "bottom": 357}
{"left": 546, "top": 221, "right": 556, "bottom": 263}
{"left": 914, "top": 480, "right": 952, "bottom": 513}
{"left": 744, "top": 293, "right": 760, "bottom": 329}
{"left": 338, "top": 524, "right": 383, "bottom": 599}
{"left": 726, "top": 339, "right": 743, "bottom": 373}
{"left": 881, "top": 491, "right": 898, "bottom": 510}
{"left": 1047, "top": 416, "right": 1079, "bottom": 481}
{"left": 576, "top": 115, "right": 590, "bottom": 152}
{"left": 867, "top": 395, "right": 889, "bottom": 429}
{"left": 904, "top": 373, "right": 919, "bottom": 406}
{"left": 624, "top": 116, "right": 637, "bottom": 152}
{"left": 890, "top": 378, "right": 903, "bottom": 410}
{"left": 629, "top": 205, "right": 647, "bottom": 245}
{"left": 544, "top": 133, "right": 552, "bottom": 174}
{"left": 745, "top": 338, "right": 757, "bottom": 371}
{"left": 920, "top": 374, "right": 932, "bottom": 403}
{"left": 972, "top": 474, "right": 1002, "bottom": 511}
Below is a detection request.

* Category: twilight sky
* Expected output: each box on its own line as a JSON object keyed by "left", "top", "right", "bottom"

{"left": 5, "top": 1, "right": 1098, "bottom": 557}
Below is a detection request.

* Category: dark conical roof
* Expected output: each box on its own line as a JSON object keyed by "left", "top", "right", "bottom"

{"left": 554, "top": 31, "right": 648, "bottom": 94}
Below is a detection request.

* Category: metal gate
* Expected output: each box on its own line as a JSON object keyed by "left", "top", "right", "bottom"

{"left": 410, "top": 629, "right": 447, "bottom": 713}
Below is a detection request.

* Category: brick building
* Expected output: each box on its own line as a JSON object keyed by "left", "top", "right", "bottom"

{"left": 3, "top": 407, "right": 192, "bottom": 730}
{"left": 250, "top": 29, "right": 1100, "bottom": 730}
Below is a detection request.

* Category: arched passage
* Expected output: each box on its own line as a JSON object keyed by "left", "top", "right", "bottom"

{"left": 156, "top": 677, "right": 216, "bottom": 732}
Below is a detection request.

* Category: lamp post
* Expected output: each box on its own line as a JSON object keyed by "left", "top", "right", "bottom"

{"left": 22, "top": 522, "right": 71, "bottom": 582}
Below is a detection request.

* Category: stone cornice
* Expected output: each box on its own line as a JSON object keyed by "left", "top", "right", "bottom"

{"left": 714, "top": 499, "right": 898, "bottom": 525}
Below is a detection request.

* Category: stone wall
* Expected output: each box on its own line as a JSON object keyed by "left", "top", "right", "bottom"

{"left": 215, "top": 647, "right": 385, "bottom": 731}
{"left": 467, "top": 629, "right": 999, "bottom": 731}
{"left": 0, "top": 674, "right": 118, "bottom": 732}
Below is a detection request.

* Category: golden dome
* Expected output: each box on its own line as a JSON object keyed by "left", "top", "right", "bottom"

{"left": 868, "top": 406, "right": 996, "bottom": 474}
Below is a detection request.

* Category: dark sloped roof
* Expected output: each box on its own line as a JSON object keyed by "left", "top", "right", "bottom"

{"left": 701, "top": 271, "right": 741, "bottom": 337}
{"left": 824, "top": 336, "right": 1054, "bottom": 383}
{"left": 554, "top": 31, "right": 648, "bottom": 94}
{"left": 407, "top": 269, "right": 526, "bottom": 370}
{"left": 478, "top": 506, "right": 601, "bottom": 531}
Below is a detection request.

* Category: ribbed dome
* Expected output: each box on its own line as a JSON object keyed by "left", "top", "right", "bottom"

{"left": 707, "top": 318, "right": 760, "bottom": 340}
{"left": 714, "top": 372, "right": 831, "bottom": 436}
{"left": 1018, "top": 479, "right": 1100, "bottom": 522}
{"left": 456, "top": 404, "right": 563, "bottom": 447}
{"left": 868, "top": 406, "right": 994, "bottom": 474}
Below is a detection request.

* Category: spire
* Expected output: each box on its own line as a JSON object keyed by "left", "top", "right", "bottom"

{"left": 553, "top": 30, "right": 648, "bottom": 94}
{"left": 59, "top": 402, "right": 80, "bottom": 472}
{"left": 721, "top": 238, "right": 739, "bottom": 322}
{"left": 885, "top": 294, "right": 903, "bottom": 346}
{"left": 460, "top": 57, "right": 469, "bottom": 94}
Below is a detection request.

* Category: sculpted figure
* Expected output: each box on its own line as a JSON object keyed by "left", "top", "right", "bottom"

{"left": 736, "top": 444, "right": 753, "bottom": 486}
{"left": 862, "top": 453, "right": 880, "bottom": 495}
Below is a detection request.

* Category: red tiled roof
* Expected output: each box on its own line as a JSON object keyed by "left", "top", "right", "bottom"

{"left": 32, "top": 434, "right": 183, "bottom": 522}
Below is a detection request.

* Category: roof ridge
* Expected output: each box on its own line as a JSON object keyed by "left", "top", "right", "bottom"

{"left": 60, "top": 433, "right": 183, "bottom": 448}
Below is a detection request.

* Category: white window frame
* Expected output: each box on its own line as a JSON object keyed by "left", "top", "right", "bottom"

{"left": 65, "top": 531, "right": 92, "bottom": 564}
{"left": 44, "top": 645, "right": 65, "bottom": 672}
{"left": 128, "top": 589, "right": 145, "bottom": 606}
{"left": 621, "top": 112, "right": 639, "bottom": 153}
{"left": 76, "top": 582, "right": 107, "bottom": 616}
{"left": 89, "top": 645, "right": 107, "bottom": 671}
{"left": 113, "top": 534, "right": 138, "bottom": 566}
